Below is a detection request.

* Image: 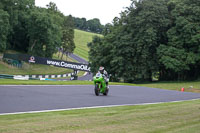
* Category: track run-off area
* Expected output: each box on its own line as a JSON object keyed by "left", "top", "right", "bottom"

{"left": 0, "top": 85, "right": 200, "bottom": 115}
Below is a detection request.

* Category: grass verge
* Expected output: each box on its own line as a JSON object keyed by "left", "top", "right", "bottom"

{"left": 0, "top": 61, "right": 73, "bottom": 75}
{"left": 137, "top": 81, "right": 200, "bottom": 93}
{"left": 0, "top": 79, "right": 93, "bottom": 85}
{"left": 0, "top": 100, "right": 200, "bottom": 133}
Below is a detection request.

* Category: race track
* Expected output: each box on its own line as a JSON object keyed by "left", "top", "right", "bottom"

{"left": 0, "top": 85, "right": 200, "bottom": 115}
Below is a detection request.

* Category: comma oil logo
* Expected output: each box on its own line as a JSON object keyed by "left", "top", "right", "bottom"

{"left": 29, "top": 56, "right": 35, "bottom": 63}
{"left": 46, "top": 59, "right": 90, "bottom": 72}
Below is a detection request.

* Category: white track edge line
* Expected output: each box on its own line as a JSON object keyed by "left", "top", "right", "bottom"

{"left": 0, "top": 98, "right": 199, "bottom": 116}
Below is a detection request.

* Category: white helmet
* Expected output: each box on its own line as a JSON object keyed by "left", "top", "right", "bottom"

{"left": 99, "top": 66, "right": 104, "bottom": 74}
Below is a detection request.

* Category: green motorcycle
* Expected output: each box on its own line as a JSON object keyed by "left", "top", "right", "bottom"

{"left": 93, "top": 72, "right": 109, "bottom": 96}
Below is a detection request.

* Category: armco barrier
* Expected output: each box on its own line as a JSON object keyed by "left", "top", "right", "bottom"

{"left": 0, "top": 74, "right": 38, "bottom": 80}
{"left": 0, "top": 74, "right": 14, "bottom": 79}
{"left": 0, "top": 74, "right": 40, "bottom": 80}
{"left": 0, "top": 73, "right": 72, "bottom": 80}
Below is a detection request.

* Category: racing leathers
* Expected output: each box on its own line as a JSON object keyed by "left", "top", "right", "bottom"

{"left": 98, "top": 69, "right": 109, "bottom": 88}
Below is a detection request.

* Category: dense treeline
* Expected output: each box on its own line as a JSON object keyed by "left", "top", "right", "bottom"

{"left": 88, "top": 0, "right": 200, "bottom": 82}
{"left": 0, "top": 0, "right": 75, "bottom": 58}
{"left": 73, "top": 17, "right": 104, "bottom": 33}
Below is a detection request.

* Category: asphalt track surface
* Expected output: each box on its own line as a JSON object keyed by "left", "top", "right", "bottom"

{"left": 69, "top": 54, "right": 88, "bottom": 64}
{"left": 1, "top": 85, "right": 200, "bottom": 114}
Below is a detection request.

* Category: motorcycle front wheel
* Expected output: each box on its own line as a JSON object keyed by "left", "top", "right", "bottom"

{"left": 103, "top": 87, "right": 109, "bottom": 96}
{"left": 94, "top": 84, "right": 100, "bottom": 96}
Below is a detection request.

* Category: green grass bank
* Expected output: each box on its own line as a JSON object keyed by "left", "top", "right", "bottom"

{"left": 74, "top": 29, "right": 103, "bottom": 61}
{"left": 0, "top": 29, "right": 99, "bottom": 75}
{"left": 0, "top": 50, "right": 74, "bottom": 75}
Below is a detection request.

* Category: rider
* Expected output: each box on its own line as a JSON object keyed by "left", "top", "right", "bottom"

{"left": 98, "top": 66, "right": 109, "bottom": 89}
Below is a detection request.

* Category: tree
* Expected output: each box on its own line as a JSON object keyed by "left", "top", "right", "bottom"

{"left": 0, "top": 0, "right": 76, "bottom": 59}
{"left": 61, "top": 15, "right": 75, "bottom": 59}
{"left": 73, "top": 17, "right": 87, "bottom": 30}
{"left": 87, "top": 18, "right": 103, "bottom": 33}
{"left": 0, "top": 0, "right": 35, "bottom": 51}
{"left": 46, "top": 2, "right": 75, "bottom": 59}
{"left": 157, "top": 0, "right": 200, "bottom": 80}
{"left": 89, "top": 0, "right": 170, "bottom": 82}
{"left": 73, "top": 17, "right": 104, "bottom": 33}
{"left": 27, "top": 8, "right": 62, "bottom": 58}
{"left": 126, "top": 0, "right": 170, "bottom": 81}
{"left": 0, "top": 9, "right": 10, "bottom": 52}
{"left": 88, "top": 36, "right": 104, "bottom": 73}
{"left": 46, "top": 2, "right": 58, "bottom": 12}
{"left": 88, "top": 16, "right": 130, "bottom": 82}
{"left": 89, "top": 0, "right": 200, "bottom": 82}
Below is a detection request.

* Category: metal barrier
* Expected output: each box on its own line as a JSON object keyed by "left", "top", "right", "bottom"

{"left": 0, "top": 74, "right": 14, "bottom": 79}
{"left": 0, "top": 74, "right": 39, "bottom": 80}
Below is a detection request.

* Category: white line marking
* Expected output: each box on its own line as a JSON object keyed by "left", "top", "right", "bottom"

{"left": 0, "top": 98, "right": 199, "bottom": 116}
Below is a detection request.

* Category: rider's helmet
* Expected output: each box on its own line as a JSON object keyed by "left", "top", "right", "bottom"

{"left": 99, "top": 66, "right": 104, "bottom": 74}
